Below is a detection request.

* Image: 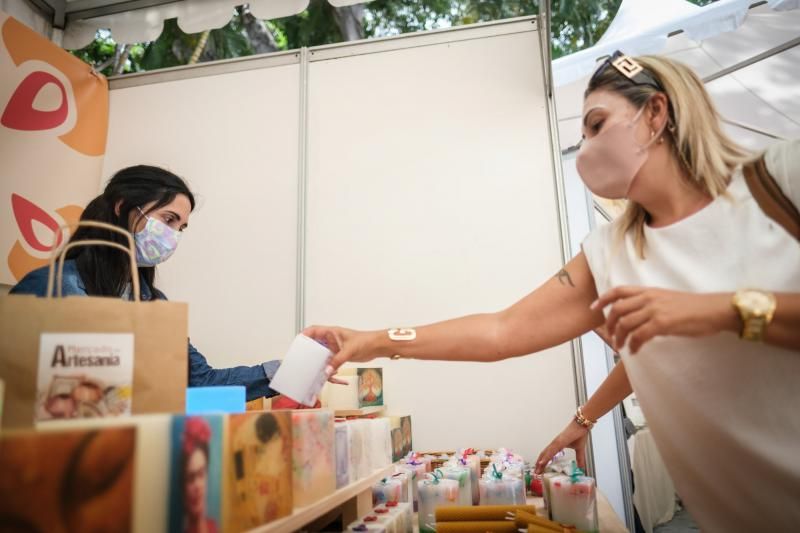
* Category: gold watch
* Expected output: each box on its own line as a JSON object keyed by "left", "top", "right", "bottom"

{"left": 732, "top": 289, "right": 776, "bottom": 342}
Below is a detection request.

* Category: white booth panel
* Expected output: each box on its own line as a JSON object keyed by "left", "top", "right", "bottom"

{"left": 305, "top": 28, "right": 577, "bottom": 455}
{"left": 103, "top": 66, "right": 301, "bottom": 366}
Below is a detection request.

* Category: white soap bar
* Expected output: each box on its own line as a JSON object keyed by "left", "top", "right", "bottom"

{"left": 335, "top": 421, "right": 351, "bottom": 488}
{"left": 348, "top": 419, "right": 370, "bottom": 481}
{"left": 368, "top": 418, "right": 393, "bottom": 471}
{"left": 270, "top": 334, "right": 332, "bottom": 406}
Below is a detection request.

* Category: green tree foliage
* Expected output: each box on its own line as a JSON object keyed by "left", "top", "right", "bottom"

{"left": 71, "top": 0, "right": 647, "bottom": 75}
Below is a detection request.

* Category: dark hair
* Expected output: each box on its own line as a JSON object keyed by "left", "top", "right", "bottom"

{"left": 66, "top": 165, "right": 195, "bottom": 298}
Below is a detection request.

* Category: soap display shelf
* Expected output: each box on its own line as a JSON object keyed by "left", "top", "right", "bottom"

{"left": 334, "top": 405, "right": 385, "bottom": 417}
{"left": 246, "top": 465, "right": 394, "bottom": 533}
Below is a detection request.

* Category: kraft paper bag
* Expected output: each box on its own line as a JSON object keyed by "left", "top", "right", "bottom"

{"left": 0, "top": 221, "right": 188, "bottom": 429}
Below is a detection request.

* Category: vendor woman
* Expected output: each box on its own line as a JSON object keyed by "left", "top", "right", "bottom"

{"left": 11, "top": 165, "right": 280, "bottom": 401}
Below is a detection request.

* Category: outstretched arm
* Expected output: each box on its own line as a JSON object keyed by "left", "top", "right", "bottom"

{"left": 306, "top": 252, "right": 606, "bottom": 370}
{"left": 535, "top": 360, "right": 633, "bottom": 473}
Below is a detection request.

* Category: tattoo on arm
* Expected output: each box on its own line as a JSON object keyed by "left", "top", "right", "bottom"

{"left": 556, "top": 268, "right": 576, "bottom": 288}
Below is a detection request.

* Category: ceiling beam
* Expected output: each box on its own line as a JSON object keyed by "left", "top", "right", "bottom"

{"left": 24, "top": 0, "right": 66, "bottom": 28}
{"left": 702, "top": 35, "right": 800, "bottom": 83}
{"left": 65, "top": 0, "right": 182, "bottom": 23}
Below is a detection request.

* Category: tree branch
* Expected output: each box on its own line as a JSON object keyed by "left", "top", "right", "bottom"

{"left": 332, "top": 4, "right": 365, "bottom": 41}
{"left": 238, "top": 4, "right": 279, "bottom": 54}
{"left": 189, "top": 30, "right": 210, "bottom": 64}
{"left": 114, "top": 44, "right": 131, "bottom": 75}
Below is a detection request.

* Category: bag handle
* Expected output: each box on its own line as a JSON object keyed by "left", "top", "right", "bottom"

{"left": 46, "top": 221, "right": 141, "bottom": 301}
{"left": 742, "top": 156, "right": 800, "bottom": 242}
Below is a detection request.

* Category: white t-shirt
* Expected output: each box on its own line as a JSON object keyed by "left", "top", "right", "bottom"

{"left": 582, "top": 140, "right": 800, "bottom": 532}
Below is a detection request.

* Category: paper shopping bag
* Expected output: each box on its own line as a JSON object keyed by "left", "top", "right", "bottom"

{"left": 0, "top": 221, "right": 188, "bottom": 429}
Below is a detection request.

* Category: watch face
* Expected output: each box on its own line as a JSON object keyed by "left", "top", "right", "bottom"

{"left": 738, "top": 290, "right": 772, "bottom": 313}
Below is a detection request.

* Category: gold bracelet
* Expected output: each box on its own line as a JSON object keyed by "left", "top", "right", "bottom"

{"left": 574, "top": 406, "right": 596, "bottom": 429}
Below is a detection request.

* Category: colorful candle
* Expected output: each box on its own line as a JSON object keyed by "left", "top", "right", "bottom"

{"left": 418, "top": 473, "right": 460, "bottom": 533}
{"left": 549, "top": 469, "right": 598, "bottom": 533}
{"left": 465, "top": 455, "right": 481, "bottom": 505}
{"left": 397, "top": 460, "right": 427, "bottom": 508}
{"left": 479, "top": 465, "right": 525, "bottom": 506}
{"left": 390, "top": 471, "right": 413, "bottom": 503}
{"left": 440, "top": 464, "right": 472, "bottom": 506}
{"left": 373, "top": 477, "right": 403, "bottom": 505}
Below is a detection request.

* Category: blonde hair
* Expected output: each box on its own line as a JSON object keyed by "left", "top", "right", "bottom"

{"left": 585, "top": 55, "right": 751, "bottom": 257}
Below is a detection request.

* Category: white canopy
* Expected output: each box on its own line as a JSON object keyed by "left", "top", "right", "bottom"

{"left": 18, "top": 0, "right": 368, "bottom": 49}
{"left": 554, "top": 0, "right": 800, "bottom": 152}
{"left": 12, "top": 0, "right": 799, "bottom": 151}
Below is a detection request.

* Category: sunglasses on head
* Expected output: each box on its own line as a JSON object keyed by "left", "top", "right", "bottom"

{"left": 590, "top": 50, "right": 664, "bottom": 92}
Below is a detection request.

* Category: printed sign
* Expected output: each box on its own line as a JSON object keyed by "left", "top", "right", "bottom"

{"left": 37, "top": 332, "right": 133, "bottom": 422}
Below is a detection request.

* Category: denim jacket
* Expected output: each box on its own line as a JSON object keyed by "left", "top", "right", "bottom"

{"left": 10, "top": 260, "right": 279, "bottom": 401}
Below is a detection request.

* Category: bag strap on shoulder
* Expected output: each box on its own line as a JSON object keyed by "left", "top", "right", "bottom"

{"left": 742, "top": 155, "right": 800, "bottom": 242}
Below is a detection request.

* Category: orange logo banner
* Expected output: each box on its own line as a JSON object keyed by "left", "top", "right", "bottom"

{"left": 0, "top": 11, "right": 108, "bottom": 284}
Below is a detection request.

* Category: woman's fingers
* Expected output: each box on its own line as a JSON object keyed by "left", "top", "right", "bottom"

{"left": 303, "top": 326, "right": 341, "bottom": 352}
{"left": 612, "top": 307, "right": 653, "bottom": 351}
{"left": 329, "top": 342, "right": 358, "bottom": 371}
{"left": 605, "top": 292, "right": 648, "bottom": 335}
{"left": 591, "top": 286, "right": 644, "bottom": 311}
{"left": 535, "top": 440, "right": 561, "bottom": 474}
{"left": 629, "top": 322, "right": 659, "bottom": 354}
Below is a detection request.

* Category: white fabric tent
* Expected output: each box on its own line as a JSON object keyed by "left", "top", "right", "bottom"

{"left": 554, "top": 0, "right": 800, "bottom": 152}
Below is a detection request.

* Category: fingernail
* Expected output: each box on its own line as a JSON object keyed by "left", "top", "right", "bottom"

{"left": 324, "top": 365, "right": 334, "bottom": 377}
{"left": 589, "top": 299, "right": 599, "bottom": 311}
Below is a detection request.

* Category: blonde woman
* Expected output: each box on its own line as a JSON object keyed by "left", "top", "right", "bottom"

{"left": 305, "top": 53, "right": 800, "bottom": 531}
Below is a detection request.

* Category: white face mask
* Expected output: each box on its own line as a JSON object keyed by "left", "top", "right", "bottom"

{"left": 134, "top": 207, "right": 181, "bottom": 266}
{"left": 576, "top": 104, "right": 661, "bottom": 199}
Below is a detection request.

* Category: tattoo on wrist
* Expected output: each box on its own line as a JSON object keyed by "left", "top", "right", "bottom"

{"left": 556, "top": 268, "right": 575, "bottom": 288}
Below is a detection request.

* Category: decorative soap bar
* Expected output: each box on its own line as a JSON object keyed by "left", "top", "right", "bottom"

{"left": 168, "top": 415, "right": 224, "bottom": 533}
{"left": 0, "top": 425, "right": 136, "bottom": 533}
{"left": 368, "top": 417, "right": 393, "bottom": 471}
{"left": 335, "top": 420, "right": 351, "bottom": 488}
{"left": 291, "top": 409, "right": 336, "bottom": 507}
{"left": 376, "top": 502, "right": 413, "bottom": 533}
{"left": 349, "top": 419, "right": 371, "bottom": 481}
{"left": 224, "top": 411, "right": 293, "bottom": 532}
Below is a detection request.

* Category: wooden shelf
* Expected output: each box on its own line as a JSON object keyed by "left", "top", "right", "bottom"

{"left": 246, "top": 465, "right": 394, "bottom": 533}
{"left": 334, "top": 405, "right": 385, "bottom": 417}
